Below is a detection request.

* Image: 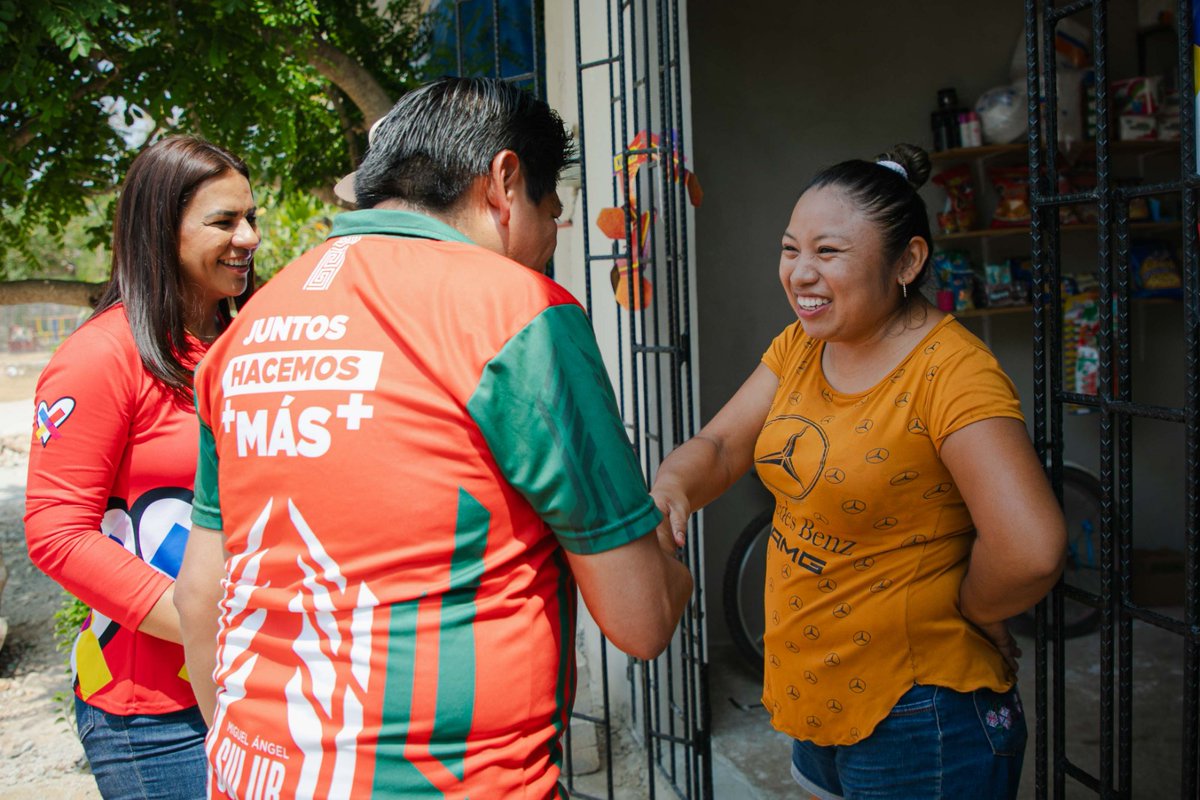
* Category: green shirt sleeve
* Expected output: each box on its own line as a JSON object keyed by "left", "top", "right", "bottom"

{"left": 191, "top": 393, "right": 223, "bottom": 530}
{"left": 467, "top": 304, "right": 661, "bottom": 555}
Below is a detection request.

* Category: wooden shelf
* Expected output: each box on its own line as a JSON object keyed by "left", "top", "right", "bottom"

{"left": 954, "top": 296, "right": 1179, "bottom": 319}
{"left": 934, "top": 221, "right": 1181, "bottom": 245}
{"left": 954, "top": 305, "right": 1032, "bottom": 318}
{"left": 930, "top": 143, "right": 1025, "bottom": 163}
{"left": 930, "top": 139, "right": 1180, "bottom": 165}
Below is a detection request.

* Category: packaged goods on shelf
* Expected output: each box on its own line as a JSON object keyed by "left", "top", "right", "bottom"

{"left": 1131, "top": 241, "right": 1182, "bottom": 298}
{"left": 932, "top": 165, "right": 977, "bottom": 234}
{"left": 1062, "top": 290, "right": 1100, "bottom": 397}
{"left": 988, "top": 166, "right": 1032, "bottom": 227}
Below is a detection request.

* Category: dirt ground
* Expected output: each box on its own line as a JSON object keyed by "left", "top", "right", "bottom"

{"left": 0, "top": 351, "right": 101, "bottom": 798}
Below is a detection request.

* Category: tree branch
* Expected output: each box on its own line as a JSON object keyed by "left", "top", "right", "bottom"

{"left": 304, "top": 37, "right": 395, "bottom": 125}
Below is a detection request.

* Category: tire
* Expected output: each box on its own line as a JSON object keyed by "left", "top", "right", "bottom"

{"left": 1012, "top": 464, "right": 1103, "bottom": 639}
{"left": 722, "top": 507, "right": 773, "bottom": 673}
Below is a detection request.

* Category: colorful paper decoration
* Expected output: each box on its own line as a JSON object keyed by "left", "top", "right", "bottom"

{"left": 596, "top": 130, "right": 702, "bottom": 310}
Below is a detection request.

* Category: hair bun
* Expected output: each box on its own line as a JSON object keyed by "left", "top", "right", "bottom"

{"left": 878, "top": 143, "right": 931, "bottom": 190}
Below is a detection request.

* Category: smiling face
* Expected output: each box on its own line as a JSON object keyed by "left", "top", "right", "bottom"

{"left": 779, "top": 185, "right": 904, "bottom": 346}
{"left": 177, "top": 171, "right": 259, "bottom": 332}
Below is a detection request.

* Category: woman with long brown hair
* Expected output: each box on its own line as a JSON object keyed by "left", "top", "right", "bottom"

{"left": 25, "top": 135, "right": 258, "bottom": 799}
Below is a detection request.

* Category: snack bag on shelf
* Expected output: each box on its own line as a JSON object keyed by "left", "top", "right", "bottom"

{"left": 949, "top": 264, "right": 977, "bottom": 312}
{"left": 932, "top": 164, "right": 977, "bottom": 233}
{"left": 932, "top": 249, "right": 972, "bottom": 289}
{"left": 1075, "top": 345, "right": 1100, "bottom": 395}
{"left": 1062, "top": 290, "right": 1100, "bottom": 397}
{"left": 1112, "top": 76, "right": 1163, "bottom": 116}
{"left": 1008, "top": 257, "right": 1034, "bottom": 304}
{"left": 1057, "top": 172, "right": 1081, "bottom": 224}
{"left": 984, "top": 262, "right": 1017, "bottom": 307}
{"left": 988, "top": 166, "right": 1032, "bottom": 227}
{"left": 1131, "top": 241, "right": 1182, "bottom": 298}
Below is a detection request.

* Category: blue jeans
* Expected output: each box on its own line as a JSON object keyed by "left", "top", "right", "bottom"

{"left": 75, "top": 696, "right": 208, "bottom": 800}
{"left": 790, "top": 683, "right": 1026, "bottom": 800}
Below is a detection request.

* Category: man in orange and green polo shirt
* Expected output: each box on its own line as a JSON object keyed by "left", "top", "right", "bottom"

{"left": 175, "top": 77, "right": 693, "bottom": 800}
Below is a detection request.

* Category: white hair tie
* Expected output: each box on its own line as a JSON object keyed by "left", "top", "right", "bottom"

{"left": 876, "top": 159, "right": 908, "bottom": 180}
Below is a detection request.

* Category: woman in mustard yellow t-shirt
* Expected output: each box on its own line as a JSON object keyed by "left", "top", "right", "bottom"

{"left": 652, "top": 144, "right": 1067, "bottom": 800}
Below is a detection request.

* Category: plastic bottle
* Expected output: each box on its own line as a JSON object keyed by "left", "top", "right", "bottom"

{"left": 937, "top": 88, "right": 963, "bottom": 149}
{"left": 958, "top": 112, "right": 972, "bottom": 150}
{"left": 932, "top": 111, "right": 950, "bottom": 152}
{"left": 965, "top": 111, "right": 983, "bottom": 147}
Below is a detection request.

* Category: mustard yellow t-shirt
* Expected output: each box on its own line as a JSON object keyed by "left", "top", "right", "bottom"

{"left": 755, "top": 314, "right": 1024, "bottom": 746}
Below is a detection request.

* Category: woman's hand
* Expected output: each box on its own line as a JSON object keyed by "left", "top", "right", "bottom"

{"left": 977, "top": 620, "right": 1022, "bottom": 674}
{"left": 650, "top": 483, "right": 692, "bottom": 552}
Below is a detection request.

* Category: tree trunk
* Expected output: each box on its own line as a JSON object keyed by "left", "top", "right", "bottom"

{"left": 306, "top": 39, "right": 395, "bottom": 125}
{"left": 0, "top": 280, "right": 107, "bottom": 309}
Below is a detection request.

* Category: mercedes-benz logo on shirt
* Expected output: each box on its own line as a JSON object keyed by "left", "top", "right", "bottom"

{"left": 803, "top": 625, "right": 820, "bottom": 640}
{"left": 852, "top": 631, "right": 872, "bottom": 646}
{"left": 804, "top": 670, "right": 819, "bottom": 684}
{"left": 817, "top": 578, "right": 837, "bottom": 593}
{"left": 890, "top": 470, "right": 918, "bottom": 485}
{"left": 755, "top": 415, "right": 829, "bottom": 500}
{"left": 786, "top": 685, "right": 800, "bottom": 700}
{"left": 874, "top": 517, "right": 898, "bottom": 530}
{"left": 788, "top": 595, "right": 803, "bottom": 611}
{"left": 865, "top": 448, "right": 889, "bottom": 463}
{"left": 848, "top": 677, "right": 867, "bottom": 693}
{"left": 806, "top": 716, "right": 822, "bottom": 727}
{"left": 785, "top": 640, "right": 800, "bottom": 653}
{"left": 824, "top": 652, "right": 841, "bottom": 667}
{"left": 853, "top": 556, "right": 875, "bottom": 571}
{"left": 827, "top": 699, "right": 843, "bottom": 713}
{"left": 923, "top": 483, "right": 952, "bottom": 499}
{"left": 842, "top": 499, "right": 866, "bottom": 514}
{"left": 833, "top": 603, "right": 852, "bottom": 618}
{"left": 908, "top": 417, "right": 927, "bottom": 434}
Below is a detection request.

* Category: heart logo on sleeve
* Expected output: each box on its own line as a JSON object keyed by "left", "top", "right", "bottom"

{"left": 35, "top": 397, "right": 76, "bottom": 446}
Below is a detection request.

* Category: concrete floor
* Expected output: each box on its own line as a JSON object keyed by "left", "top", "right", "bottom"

{"left": 706, "top": 608, "right": 1190, "bottom": 799}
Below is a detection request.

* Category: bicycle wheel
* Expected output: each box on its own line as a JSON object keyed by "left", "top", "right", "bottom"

{"left": 722, "top": 507, "right": 772, "bottom": 672}
{"left": 1055, "top": 465, "right": 1104, "bottom": 637}
{"left": 1014, "top": 465, "right": 1103, "bottom": 639}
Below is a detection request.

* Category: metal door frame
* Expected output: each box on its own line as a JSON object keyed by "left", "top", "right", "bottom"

{"left": 1025, "top": 1, "right": 1199, "bottom": 796}
{"left": 569, "top": 0, "right": 710, "bottom": 797}
{"left": 438, "top": 1, "right": 711, "bottom": 796}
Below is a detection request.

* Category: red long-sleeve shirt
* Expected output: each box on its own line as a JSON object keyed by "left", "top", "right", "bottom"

{"left": 25, "top": 304, "right": 205, "bottom": 715}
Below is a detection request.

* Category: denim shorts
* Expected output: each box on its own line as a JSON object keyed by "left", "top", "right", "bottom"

{"left": 75, "top": 695, "right": 208, "bottom": 799}
{"left": 790, "top": 683, "right": 1027, "bottom": 800}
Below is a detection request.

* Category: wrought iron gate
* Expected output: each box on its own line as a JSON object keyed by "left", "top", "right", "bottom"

{"left": 1025, "top": 1, "right": 1199, "bottom": 797}
{"left": 567, "top": 1, "right": 710, "bottom": 798}
{"left": 435, "top": 1, "right": 710, "bottom": 797}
